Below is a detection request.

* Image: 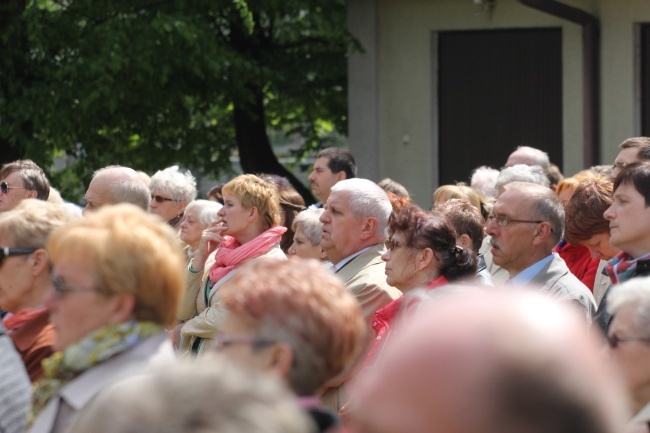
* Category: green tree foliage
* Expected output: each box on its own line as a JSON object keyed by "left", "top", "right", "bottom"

{"left": 0, "top": 0, "right": 352, "bottom": 202}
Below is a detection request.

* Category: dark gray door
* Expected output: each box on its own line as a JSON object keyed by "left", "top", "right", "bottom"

{"left": 438, "top": 28, "right": 563, "bottom": 185}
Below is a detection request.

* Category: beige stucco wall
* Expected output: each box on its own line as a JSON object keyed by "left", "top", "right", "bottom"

{"left": 600, "top": 0, "right": 650, "bottom": 162}
{"left": 349, "top": 0, "right": 650, "bottom": 208}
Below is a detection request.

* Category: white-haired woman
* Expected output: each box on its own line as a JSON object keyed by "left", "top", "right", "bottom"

{"left": 288, "top": 208, "right": 327, "bottom": 262}
{"left": 180, "top": 200, "right": 222, "bottom": 262}
{"left": 149, "top": 166, "right": 197, "bottom": 229}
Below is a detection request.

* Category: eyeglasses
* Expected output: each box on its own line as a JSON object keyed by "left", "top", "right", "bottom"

{"left": 607, "top": 333, "right": 650, "bottom": 349}
{"left": 611, "top": 161, "right": 628, "bottom": 172}
{"left": 150, "top": 194, "right": 174, "bottom": 203}
{"left": 0, "top": 182, "right": 28, "bottom": 195}
{"left": 487, "top": 214, "right": 544, "bottom": 227}
{"left": 212, "top": 335, "right": 277, "bottom": 351}
{"left": 0, "top": 247, "right": 37, "bottom": 265}
{"left": 50, "top": 275, "right": 98, "bottom": 298}
{"left": 385, "top": 238, "right": 408, "bottom": 251}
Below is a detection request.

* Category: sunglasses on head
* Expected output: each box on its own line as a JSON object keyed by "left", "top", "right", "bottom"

{"left": 0, "top": 182, "right": 28, "bottom": 195}
{"left": 0, "top": 247, "right": 37, "bottom": 265}
{"left": 150, "top": 194, "right": 174, "bottom": 203}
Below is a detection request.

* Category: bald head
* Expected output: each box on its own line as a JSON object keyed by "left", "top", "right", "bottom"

{"left": 506, "top": 146, "right": 550, "bottom": 172}
{"left": 84, "top": 166, "right": 151, "bottom": 214}
{"left": 350, "top": 291, "right": 628, "bottom": 433}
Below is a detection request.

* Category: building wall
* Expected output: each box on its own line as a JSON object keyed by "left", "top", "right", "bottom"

{"left": 348, "top": 0, "right": 649, "bottom": 208}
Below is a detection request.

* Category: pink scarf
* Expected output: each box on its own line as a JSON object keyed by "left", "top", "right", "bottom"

{"left": 3, "top": 307, "right": 47, "bottom": 331}
{"left": 208, "top": 225, "right": 286, "bottom": 284}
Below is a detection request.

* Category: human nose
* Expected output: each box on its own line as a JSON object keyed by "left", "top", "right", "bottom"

{"left": 485, "top": 217, "right": 498, "bottom": 237}
{"left": 603, "top": 205, "right": 614, "bottom": 220}
{"left": 319, "top": 212, "right": 329, "bottom": 224}
{"left": 308, "top": 171, "right": 316, "bottom": 182}
{"left": 44, "top": 287, "right": 58, "bottom": 310}
{"left": 381, "top": 249, "right": 391, "bottom": 262}
{"left": 288, "top": 243, "right": 296, "bottom": 256}
{"left": 610, "top": 168, "right": 619, "bottom": 181}
{"left": 217, "top": 208, "right": 225, "bottom": 217}
{"left": 586, "top": 246, "right": 600, "bottom": 260}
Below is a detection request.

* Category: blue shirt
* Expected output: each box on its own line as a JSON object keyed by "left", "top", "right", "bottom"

{"left": 510, "top": 254, "right": 555, "bottom": 286}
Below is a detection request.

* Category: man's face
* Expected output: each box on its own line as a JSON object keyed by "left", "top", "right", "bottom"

{"left": 0, "top": 171, "right": 33, "bottom": 212}
{"left": 485, "top": 189, "right": 542, "bottom": 276}
{"left": 83, "top": 175, "right": 113, "bottom": 214}
{"left": 604, "top": 182, "right": 650, "bottom": 259}
{"left": 611, "top": 147, "right": 640, "bottom": 180}
{"left": 319, "top": 190, "right": 365, "bottom": 265}
{"left": 607, "top": 304, "right": 650, "bottom": 398}
{"left": 308, "top": 157, "right": 343, "bottom": 203}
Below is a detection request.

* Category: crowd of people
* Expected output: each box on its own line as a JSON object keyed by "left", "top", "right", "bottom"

{"left": 1, "top": 139, "right": 650, "bottom": 432}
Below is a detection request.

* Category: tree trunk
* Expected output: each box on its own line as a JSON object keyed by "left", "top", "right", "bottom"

{"left": 233, "top": 87, "right": 316, "bottom": 204}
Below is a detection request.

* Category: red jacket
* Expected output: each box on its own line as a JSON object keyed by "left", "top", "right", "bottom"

{"left": 553, "top": 239, "right": 599, "bottom": 292}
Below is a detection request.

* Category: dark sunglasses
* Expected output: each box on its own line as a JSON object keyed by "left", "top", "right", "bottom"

{"left": 607, "top": 333, "right": 650, "bottom": 349}
{"left": 0, "top": 247, "right": 37, "bottom": 265}
{"left": 151, "top": 194, "right": 174, "bottom": 203}
{"left": 0, "top": 181, "right": 28, "bottom": 195}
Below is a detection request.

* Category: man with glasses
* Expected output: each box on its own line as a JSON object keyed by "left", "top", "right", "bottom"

{"left": 606, "top": 276, "right": 650, "bottom": 430}
{"left": 83, "top": 165, "right": 150, "bottom": 214}
{"left": 486, "top": 182, "right": 596, "bottom": 320}
{"left": 610, "top": 137, "right": 650, "bottom": 181}
{"left": 0, "top": 159, "right": 50, "bottom": 212}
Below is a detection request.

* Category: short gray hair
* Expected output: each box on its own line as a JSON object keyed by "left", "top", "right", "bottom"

{"left": 607, "top": 276, "right": 650, "bottom": 337}
{"left": 92, "top": 165, "right": 151, "bottom": 211}
{"left": 331, "top": 178, "right": 392, "bottom": 238}
{"left": 185, "top": 199, "right": 222, "bottom": 227}
{"left": 292, "top": 208, "right": 324, "bottom": 246}
{"left": 496, "top": 164, "right": 550, "bottom": 192}
{"left": 504, "top": 182, "right": 564, "bottom": 244}
{"left": 470, "top": 166, "right": 499, "bottom": 198}
{"left": 149, "top": 166, "right": 197, "bottom": 204}
{"left": 68, "top": 359, "right": 312, "bottom": 433}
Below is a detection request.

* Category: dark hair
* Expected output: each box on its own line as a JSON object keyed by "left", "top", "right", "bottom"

{"left": 207, "top": 183, "right": 224, "bottom": 205}
{"left": 278, "top": 188, "right": 306, "bottom": 253}
{"left": 613, "top": 162, "right": 650, "bottom": 206}
{"left": 619, "top": 137, "right": 650, "bottom": 161}
{"left": 390, "top": 205, "right": 476, "bottom": 281}
{"left": 316, "top": 148, "right": 357, "bottom": 179}
{"left": 564, "top": 177, "right": 613, "bottom": 244}
{"left": 434, "top": 199, "right": 485, "bottom": 253}
{"left": 0, "top": 159, "right": 50, "bottom": 200}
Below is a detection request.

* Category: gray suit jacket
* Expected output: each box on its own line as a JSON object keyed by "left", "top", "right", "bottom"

{"left": 335, "top": 243, "right": 402, "bottom": 326}
{"left": 529, "top": 254, "right": 597, "bottom": 321}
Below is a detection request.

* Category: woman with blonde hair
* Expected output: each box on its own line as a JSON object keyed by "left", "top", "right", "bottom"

{"left": 433, "top": 184, "right": 489, "bottom": 221}
{"left": 0, "top": 199, "right": 80, "bottom": 382}
{"left": 29, "top": 204, "right": 185, "bottom": 433}
{"left": 178, "top": 174, "right": 286, "bottom": 356}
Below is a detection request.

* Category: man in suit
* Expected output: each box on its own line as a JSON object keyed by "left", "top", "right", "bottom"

{"left": 485, "top": 182, "right": 596, "bottom": 321}
{"left": 319, "top": 178, "right": 401, "bottom": 324}
{"left": 308, "top": 147, "right": 356, "bottom": 209}
{"left": 319, "top": 178, "right": 401, "bottom": 412}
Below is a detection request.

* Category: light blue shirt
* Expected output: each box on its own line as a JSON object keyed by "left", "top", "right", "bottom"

{"left": 510, "top": 254, "right": 555, "bottom": 286}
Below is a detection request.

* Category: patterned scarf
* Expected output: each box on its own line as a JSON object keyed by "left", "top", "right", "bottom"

{"left": 606, "top": 251, "right": 650, "bottom": 284}
{"left": 31, "top": 321, "right": 162, "bottom": 420}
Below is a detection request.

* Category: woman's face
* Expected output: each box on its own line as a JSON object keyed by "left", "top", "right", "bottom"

{"left": 287, "top": 226, "right": 325, "bottom": 260}
{"left": 149, "top": 190, "right": 185, "bottom": 222}
{"left": 45, "top": 254, "right": 129, "bottom": 351}
{"left": 381, "top": 231, "right": 422, "bottom": 292}
{"left": 0, "top": 233, "right": 38, "bottom": 313}
{"left": 217, "top": 194, "right": 254, "bottom": 242}
{"left": 180, "top": 207, "right": 204, "bottom": 249}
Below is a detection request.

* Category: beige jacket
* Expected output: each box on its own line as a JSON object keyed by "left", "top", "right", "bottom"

{"left": 179, "top": 243, "right": 286, "bottom": 356}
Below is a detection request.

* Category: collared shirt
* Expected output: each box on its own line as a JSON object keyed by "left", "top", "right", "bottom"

{"left": 332, "top": 246, "right": 372, "bottom": 272}
{"left": 511, "top": 254, "right": 555, "bottom": 286}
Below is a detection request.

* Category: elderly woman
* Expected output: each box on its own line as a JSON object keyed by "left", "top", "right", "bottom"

{"left": 29, "top": 204, "right": 184, "bottom": 433}
{"left": 149, "top": 165, "right": 197, "bottom": 229}
{"left": 0, "top": 199, "right": 80, "bottom": 382}
{"left": 287, "top": 208, "right": 327, "bottom": 261}
{"left": 179, "top": 200, "right": 222, "bottom": 261}
{"left": 367, "top": 205, "right": 476, "bottom": 365}
{"left": 178, "top": 174, "right": 286, "bottom": 356}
